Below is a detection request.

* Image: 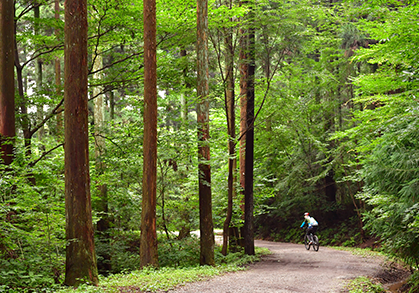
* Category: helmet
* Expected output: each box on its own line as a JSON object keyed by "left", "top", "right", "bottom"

{"left": 304, "top": 212, "right": 309, "bottom": 216}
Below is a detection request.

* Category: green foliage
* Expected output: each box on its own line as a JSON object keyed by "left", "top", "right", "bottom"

{"left": 0, "top": 138, "right": 66, "bottom": 290}
{"left": 335, "top": 0, "right": 419, "bottom": 270}
{"left": 104, "top": 231, "right": 142, "bottom": 273}
{"left": 157, "top": 235, "right": 200, "bottom": 267}
{"left": 264, "top": 215, "right": 363, "bottom": 247}
{"left": 408, "top": 271, "right": 419, "bottom": 293}
{"left": 54, "top": 246, "right": 267, "bottom": 293}
{"left": 345, "top": 276, "right": 386, "bottom": 293}
{"left": 4, "top": 0, "right": 419, "bottom": 290}
{"left": 249, "top": 0, "right": 371, "bottom": 242}
{"left": 331, "top": 246, "right": 386, "bottom": 259}
{"left": 0, "top": 257, "right": 62, "bottom": 292}
{"left": 98, "top": 230, "right": 268, "bottom": 272}
{"left": 55, "top": 266, "right": 228, "bottom": 293}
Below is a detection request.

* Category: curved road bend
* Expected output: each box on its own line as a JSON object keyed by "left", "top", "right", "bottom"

{"left": 168, "top": 240, "right": 384, "bottom": 293}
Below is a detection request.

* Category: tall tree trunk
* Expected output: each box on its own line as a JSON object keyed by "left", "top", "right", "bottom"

{"left": 64, "top": 0, "right": 98, "bottom": 286}
{"left": 221, "top": 19, "right": 236, "bottom": 256}
{"left": 34, "top": 3, "right": 45, "bottom": 145}
{"left": 109, "top": 90, "right": 115, "bottom": 120}
{"left": 180, "top": 49, "right": 189, "bottom": 122}
{"left": 140, "top": 0, "right": 158, "bottom": 268}
{"left": 14, "top": 34, "right": 32, "bottom": 160}
{"left": 239, "top": 10, "right": 247, "bottom": 216}
{"left": 93, "top": 53, "right": 111, "bottom": 273}
{"left": 197, "top": 0, "right": 215, "bottom": 266}
{"left": 177, "top": 48, "right": 192, "bottom": 240}
{"left": 0, "top": 0, "right": 15, "bottom": 165}
{"left": 243, "top": 1, "right": 255, "bottom": 256}
{"left": 55, "top": 0, "right": 63, "bottom": 139}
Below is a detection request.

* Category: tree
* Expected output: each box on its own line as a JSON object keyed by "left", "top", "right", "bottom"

{"left": 64, "top": 0, "right": 98, "bottom": 286}
{"left": 240, "top": 0, "right": 255, "bottom": 256}
{"left": 238, "top": 3, "right": 247, "bottom": 218}
{"left": 197, "top": 0, "right": 215, "bottom": 265}
{"left": 13, "top": 0, "right": 65, "bottom": 163}
{"left": 93, "top": 52, "right": 112, "bottom": 273}
{"left": 55, "top": 0, "right": 63, "bottom": 139}
{"left": 0, "top": 0, "right": 16, "bottom": 165}
{"left": 243, "top": 12, "right": 255, "bottom": 256}
{"left": 140, "top": 0, "right": 158, "bottom": 268}
{"left": 221, "top": 2, "right": 236, "bottom": 256}
{"left": 7, "top": 0, "right": 414, "bottom": 289}
{"left": 341, "top": 1, "right": 419, "bottom": 269}
{"left": 34, "top": 2, "right": 45, "bottom": 146}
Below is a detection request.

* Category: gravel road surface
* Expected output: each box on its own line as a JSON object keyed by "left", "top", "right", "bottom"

{"left": 168, "top": 240, "right": 388, "bottom": 293}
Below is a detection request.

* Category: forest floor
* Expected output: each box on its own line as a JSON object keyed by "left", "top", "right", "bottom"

{"left": 165, "top": 240, "right": 410, "bottom": 293}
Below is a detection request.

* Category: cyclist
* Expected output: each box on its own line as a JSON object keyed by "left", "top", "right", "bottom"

{"left": 300, "top": 212, "right": 318, "bottom": 244}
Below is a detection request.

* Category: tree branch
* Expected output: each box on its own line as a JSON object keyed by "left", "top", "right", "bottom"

{"left": 28, "top": 143, "right": 64, "bottom": 168}
{"left": 235, "top": 47, "right": 287, "bottom": 146}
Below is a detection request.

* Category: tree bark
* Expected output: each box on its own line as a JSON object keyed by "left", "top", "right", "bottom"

{"left": 177, "top": 48, "right": 192, "bottom": 240}
{"left": 14, "top": 42, "right": 34, "bottom": 161}
{"left": 55, "top": 0, "right": 63, "bottom": 139}
{"left": 243, "top": 1, "right": 255, "bottom": 256}
{"left": 222, "top": 19, "right": 236, "bottom": 256}
{"left": 140, "top": 0, "right": 158, "bottom": 268}
{"left": 197, "top": 0, "right": 215, "bottom": 266}
{"left": 180, "top": 49, "right": 189, "bottom": 122}
{"left": 34, "top": 3, "right": 45, "bottom": 145}
{"left": 0, "top": 0, "right": 16, "bottom": 165}
{"left": 93, "top": 53, "right": 111, "bottom": 273}
{"left": 15, "top": 53, "right": 32, "bottom": 161}
{"left": 109, "top": 90, "right": 115, "bottom": 120}
{"left": 239, "top": 13, "right": 247, "bottom": 216}
{"left": 64, "top": 0, "right": 98, "bottom": 286}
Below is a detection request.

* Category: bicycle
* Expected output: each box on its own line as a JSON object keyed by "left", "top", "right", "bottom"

{"left": 304, "top": 231, "right": 319, "bottom": 251}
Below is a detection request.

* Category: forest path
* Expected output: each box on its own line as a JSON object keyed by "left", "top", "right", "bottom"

{"left": 167, "top": 240, "right": 399, "bottom": 293}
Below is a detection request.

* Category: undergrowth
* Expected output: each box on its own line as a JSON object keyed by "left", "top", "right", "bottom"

{"left": 337, "top": 247, "right": 419, "bottom": 293}
{"left": 0, "top": 230, "right": 269, "bottom": 293}
{"left": 330, "top": 246, "right": 386, "bottom": 259}
{"left": 345, "top": 276, "right": 386, "bottom": 293}
{"left": 53, "top": 246, "right": 269, "bottom": 293}
{"left": 408, "top": 270, "right": 419, "bottom": 293}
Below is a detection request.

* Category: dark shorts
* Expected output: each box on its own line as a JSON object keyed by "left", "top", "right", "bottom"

{"left": 307, "top": 226, "right": 318, "bottom": 235}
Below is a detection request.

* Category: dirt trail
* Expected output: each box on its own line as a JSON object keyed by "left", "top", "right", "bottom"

{"left": 168, "top": 240, "right": 392, "bottom": 293}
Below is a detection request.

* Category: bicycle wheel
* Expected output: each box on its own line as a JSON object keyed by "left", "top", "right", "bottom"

{"left": 304, "top": 234, "right": 310, "bottom": 250}
{"left": 312, "top": 235, "right": 319, "bottom": 251}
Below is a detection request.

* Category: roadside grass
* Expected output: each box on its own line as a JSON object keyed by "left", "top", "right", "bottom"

{"left": 327, "top": 247, "right": 387, "bottom": 293}
{"left": 345, "top": 276, "right": 386, "bottom": 293}
{"left": 55, "top": 247, "right": 270, "bottom": 293}
{"left": 408, "top": 271, "right": 419, "bottom": 293}
{"left": 329, "top": 246, "right": 387, "bottom": 259}
{"left": 333, "top": 246, "right": 419, "bottom": 293}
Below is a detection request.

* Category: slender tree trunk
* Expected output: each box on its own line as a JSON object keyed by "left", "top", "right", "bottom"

{"left": 64, "top": 0, "right": 98, "bottom": 286}
{"left": 14, "top": 33, "right": 33, "bottom": 161}
{"left": 34, "top": 3, "right": 45, "bottom": 145}
{"left": 0, "top": 0, "right": 15, "bottom": 165}
{"left": 109, "top": 91, "right": 115, "bottom": 120}
{"left": 197, "top": 0, "right": 215, "bottom": 266}
{"left": 140, "top": 0, "right": 158, "bottom": 268}
{"left": 239, "top": 12, "right": 247, "bottom": 217}
{"left": 177, "top": 48, "right": 192, "bottom": 240}
{"left": 222, "top": 20, "right": 236, "bottom": 256}
{"left": 180, "top": 49, "right": 189, "bottom": 122}
{"left": 14, "top": 42, "right": 37, "bottom": 185}
{"left": 55, "top": 0, "right": 63, "bottom": 139}
{"left": 243, "top": 1, "right": 255, "bottom": 255}
{"left": 93, "top": 53, "right": 111, "bottom": 273}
